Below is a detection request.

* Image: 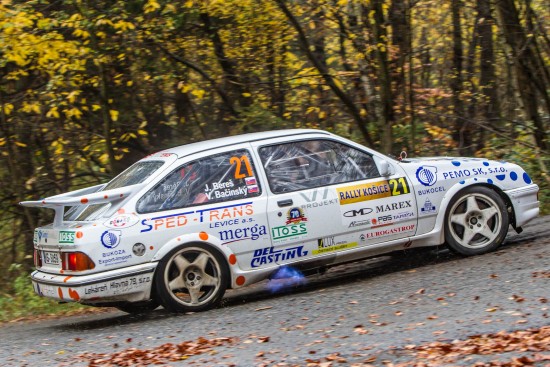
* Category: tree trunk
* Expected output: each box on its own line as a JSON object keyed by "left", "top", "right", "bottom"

{"left": 496, "top": 0, "right": 549, "bottom": 152}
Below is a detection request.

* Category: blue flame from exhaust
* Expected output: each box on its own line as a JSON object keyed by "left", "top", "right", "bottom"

{"left": 267, "top": 266, "right": 307, "bottom": 293}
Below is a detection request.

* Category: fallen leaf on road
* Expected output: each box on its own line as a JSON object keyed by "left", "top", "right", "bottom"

{"left": 255, "top": 306, "right": 273, "bottom": 311}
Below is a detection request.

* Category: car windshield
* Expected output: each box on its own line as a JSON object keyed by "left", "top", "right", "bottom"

{"left": 64, "top": 161, "right": 165, "bottom": 221}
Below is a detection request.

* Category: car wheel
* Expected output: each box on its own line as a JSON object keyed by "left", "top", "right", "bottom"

{"left": 155, "top": 244, "right": 228, "bottom": 313}
{"left": 444, "top": 186, "right": 509, "bottom": 256}
{"left": 115, "top": 300, "right": 159, "bottom": 314}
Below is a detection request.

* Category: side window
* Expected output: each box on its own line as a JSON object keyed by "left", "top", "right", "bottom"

{"left": 259, "top": 140, "right": 379, "bottom": 194}
{"left": 137, "top": 150, "right": 261, "bottom": 213}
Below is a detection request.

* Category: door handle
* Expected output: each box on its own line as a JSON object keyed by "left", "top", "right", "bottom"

{"left": 277, "top": 199, "right": 293, "bottom": 207}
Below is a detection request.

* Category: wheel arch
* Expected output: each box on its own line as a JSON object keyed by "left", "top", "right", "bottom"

{"left": 431, "top": 181, "right": 513, "bottom": 244}
{"left": 150, "top": 232, "right": 234, "bottom": 289}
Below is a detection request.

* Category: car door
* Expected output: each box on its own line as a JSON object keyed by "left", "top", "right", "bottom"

{"left": 256, "top": 138, "right": 417, "bottom": 262}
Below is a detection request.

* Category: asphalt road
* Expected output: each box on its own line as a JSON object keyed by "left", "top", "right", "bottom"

{"left": 1, "top": 216, "right": 549, "bottom": 366}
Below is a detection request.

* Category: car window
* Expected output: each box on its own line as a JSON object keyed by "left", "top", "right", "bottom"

{"left": 259, "top": 139, "right": 379, "bottom": 194}
{"left": 104, "top": 161, "right": 165, "bottom": 191}
{"left": 137, "top": 150, "right": 261, "bottom": 213}
{"left": 62, "top": 161, "right": 165, "bottom": 221}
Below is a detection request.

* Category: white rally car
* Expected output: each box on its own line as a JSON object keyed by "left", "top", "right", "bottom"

{"left": 21, "top": 129, "right": 539, "bottom": 313}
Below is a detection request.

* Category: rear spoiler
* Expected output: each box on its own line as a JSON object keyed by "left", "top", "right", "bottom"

{"left": 20, "top": 183, "right": 144, "bottom": 228}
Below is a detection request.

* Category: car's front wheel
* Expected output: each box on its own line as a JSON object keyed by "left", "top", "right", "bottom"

{"left": 445, "top": 186, "right": 509, "bottom": 256}
{"left": 155, "top": 244, "right": 228, "bottom": 313}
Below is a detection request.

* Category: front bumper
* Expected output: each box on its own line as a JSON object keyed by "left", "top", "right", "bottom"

{"left": 506, "top": 183, "right": 539, "bottom": 228}
{"left": 32, "top": 262, "right": 157, "bottom": 305}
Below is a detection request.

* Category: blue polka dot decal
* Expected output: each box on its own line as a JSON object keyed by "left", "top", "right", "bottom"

{"left": 487, "top": 178, "right": 493, "bottom": 184}
{"left": 483, "top": 162, "right": 489, "bottom": 166}
{"left": 496, "top": 174, "right": 506, "bottom": 181}
{"left": 523, "top": 172, "right": 532, "bottom": 184}
{"left": 510, "top": 171, "right": 518, "bottom": 181}
{"left": 452, "top": 161, "right": 461, "bottom": 166}
{"left": 459, "top": 180, "right": 465, "bottom": 184}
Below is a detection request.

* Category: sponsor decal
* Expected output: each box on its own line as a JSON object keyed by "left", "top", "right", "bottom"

{"left": 272, "top": 223, "right": 308, "bottom": 241}
{"left": 362, "top": 224, "right": 416, "bottom": 240}
{"left": 197, "top": 202, "right": 254, "bottom": 222}
{"left": 36, "top": 230, "right": 49, "bottom": 244}
{"left": 101, "top": 230, "right": 122, "bottom": 249}
{"left": 348, "top": 219, "right": 372, "bottom": 228}
{"left": 141, "top": 210, "right": 193, "bottom": 232}
{"left": 313, "top": 238, "right": 358, "bottom": 255}
{"left": 84, "top": 284, "right": 108, "bottom": 295}
{"left": 416, "top": 166, "right": 438, "bottom": 186}
{"left": 337, "top": 177, "right": 410, "bottom": 205}
{"left": 209, "top": 219, "right": 241, "bottom": 228}
{"left": 83, "top": 274, "right": 152, "bottom": 296}
{"left": 375, "top": 200, "right": 412, "bottom": 213}
{"left": 420, "top": 198, "right": 437, "bottom": 214}
{"left": 418, "top": 186, "right": 446, "bottom": 196}
{"left": 286, "top": 207, "right": 307, "bottom": 225}
{"left": 99, "top": 249, "right": 132, "bottom": 266}
{"left": 300, "top": 188, "right": 338, "bottom": 209}
{"left": 301, "top": 199, "right": 338, "bottom": 210}
{"left": 393, "top": 211, "right": 415, "bottom": 221}
{"left": 343, "top": 207, "right": 373, "bottom": 217}
{"left": 140, "top": 203, "right": 255, "bottom": 232}
{"left": 300, "top": 187, "right": 330, "bottom": 202}
{"left": 374, "top": 214, "right": 393, "bottom": 226}
{"left": 338, "top": 180, "right": 390, "bottom": 204}
{"left": 270, "top": 207, "right": 309, "bottom": 242}
{"left": 442, "top": 167, "right": 506, "bottom": 180}
{"left": 109, "top": 275, "right": 152, "bottom": 295}
{"left": 104, "top": 214, "right": 139, "bottom": 229}
{"left": 219, "top": 224, "right": 267, "bottom": 243}
{"left": 59, "top": 231, "right": 75, "bottom": 244}
{"left": 250, "top": 245, "right": 308, "bottom": 268}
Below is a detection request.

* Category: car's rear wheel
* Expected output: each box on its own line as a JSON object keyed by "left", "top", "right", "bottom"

{"left": 445, "top": 186, "right": 509, "bottom": 256}
{"left": 155, "top": 243, "right": 228, "bottom": 313}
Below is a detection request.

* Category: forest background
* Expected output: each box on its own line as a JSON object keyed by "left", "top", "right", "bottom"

{"left": 0, "top": 0, "right": 548, "bottom": 318}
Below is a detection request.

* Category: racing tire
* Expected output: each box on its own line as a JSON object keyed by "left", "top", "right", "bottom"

{"left": 444, "top": 186, "right": 509, "bottom": 256}
{"left": 115, "top": 300, "right": 159, "bottom": 314}
{"left": 155, "top": 243, "right": 228, "bottom": 313}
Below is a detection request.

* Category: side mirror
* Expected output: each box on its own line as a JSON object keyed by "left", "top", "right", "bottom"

{"left": 379, "top": 160, "right": 391, "bottom": 177}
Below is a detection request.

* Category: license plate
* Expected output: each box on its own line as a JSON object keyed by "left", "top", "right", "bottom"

{"left": 43, "top": 251, "right": 61, "bottom": 265}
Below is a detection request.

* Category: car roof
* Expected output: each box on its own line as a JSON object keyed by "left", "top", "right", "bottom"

{"left": 158, "top": 129, "right": 334, "bottom": 158}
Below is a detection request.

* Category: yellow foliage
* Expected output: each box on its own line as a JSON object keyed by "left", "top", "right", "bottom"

{"left": 191, "top": 89, "right": 206, "bottom": 99}
{"left": 2, "top": 103, "right": 14, "bottom": 115}
{"left": 109, "top": 110, "right": 119, "bottom": 121}
{"left": 144, "top": 0, "right": 161, "bottom": 14}
{"left": 46, "top": 107, "right": 60, "bottom": 119}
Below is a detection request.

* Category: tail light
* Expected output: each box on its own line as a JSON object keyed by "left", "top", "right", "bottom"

{"left": 34, "top": 249, "right": 42, "bottom": 268}
{"left": 62, "top": 252, "right": 95, "bottom": 271}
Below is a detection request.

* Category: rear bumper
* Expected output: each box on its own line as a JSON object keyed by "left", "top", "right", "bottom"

{"left": 31, "top": 263, "right": 157, "bottom": 304}
{"left": 506, "top": 184, "right": 539, "bottom": 227}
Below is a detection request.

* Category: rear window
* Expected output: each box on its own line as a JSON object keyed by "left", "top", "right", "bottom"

{"left": 63, "top": 161, "right": 165, "bottom": 221}
{"left": 104, "top": 161, "right": 165, "bottom": 190}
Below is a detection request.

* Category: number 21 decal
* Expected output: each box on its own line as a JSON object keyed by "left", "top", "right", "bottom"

{"left": 388, "top": 177, "right": 410, "bottom": 196}
{"left": 230, "top": 155, "right": 253, "bottom": 179}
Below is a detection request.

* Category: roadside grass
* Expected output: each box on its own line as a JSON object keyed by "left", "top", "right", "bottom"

{"left": 0, "top": 272, "right": 86, "bottom": 323}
